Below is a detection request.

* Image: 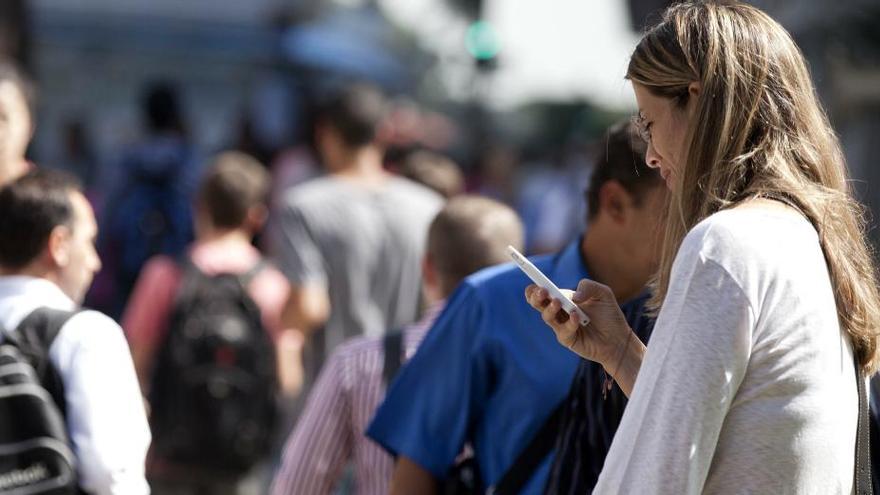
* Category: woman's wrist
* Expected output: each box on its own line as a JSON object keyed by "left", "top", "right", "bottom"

{"left": 601, "top": 330, "right": 645, "bottom": 398}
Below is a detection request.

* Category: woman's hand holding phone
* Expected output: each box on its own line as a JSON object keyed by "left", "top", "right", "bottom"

{"left": 525, "top": 279, "right": 643, "bottom": 394}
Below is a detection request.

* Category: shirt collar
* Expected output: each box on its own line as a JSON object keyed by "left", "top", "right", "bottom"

{"left": 0, "top": 276, "right": 76, "bottom": 331}
{"left": 551, "top": 238, "right": 590, "bottom": 290}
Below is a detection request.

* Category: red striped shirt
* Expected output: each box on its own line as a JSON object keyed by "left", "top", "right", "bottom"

{"left": 271, "top": 302, "right": 445, "bottom": 495}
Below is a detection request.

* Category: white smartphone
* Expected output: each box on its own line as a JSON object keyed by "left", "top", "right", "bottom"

{"left": 507, "top": 245, "right": 590, "bottom": 326}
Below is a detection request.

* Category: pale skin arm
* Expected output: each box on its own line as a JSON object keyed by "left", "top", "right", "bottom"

{"left": 275, "top": 329, "right": 305, "bottom": 397}
{"left": 277, "top": 284, "right": 330, "bottom": 398}
{"left": 390, "top": 456, "right": 439, "bottom": 495}
{"left": 524, "top": 280, "right": 646, "bottom": 397}
{"left": 281, "top": 284, "right": 331, "bottom": 335}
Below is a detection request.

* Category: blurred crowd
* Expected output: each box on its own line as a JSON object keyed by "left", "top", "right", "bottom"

{"left": 0, "top": 52, "right": 626, "bottom": 494}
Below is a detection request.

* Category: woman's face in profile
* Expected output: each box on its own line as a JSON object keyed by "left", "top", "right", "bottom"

{"left": 631, "top": 82, "right": 697, "bottom": 191}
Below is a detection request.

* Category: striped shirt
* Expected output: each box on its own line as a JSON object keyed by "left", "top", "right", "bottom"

{"left": 543, "top": 292, "right": 655, "bottom": 495}
{"left": 270, "top": 302, "right": 445, "bottom": 495}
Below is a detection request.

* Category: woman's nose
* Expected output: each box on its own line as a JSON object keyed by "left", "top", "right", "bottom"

{"left": 645, "top": 141, "right": 661, "bottom": 169}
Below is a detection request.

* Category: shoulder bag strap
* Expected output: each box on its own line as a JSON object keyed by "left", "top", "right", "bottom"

{"left": 382, "top": 329, "right": 404, "bottom": 386}
{"left": 8, "top": 307, "right": 80, "bottom": 416}
{"left": 490, "top": 401, "right": 566, "bottom": 495}
{"left": 856, "top": 357, "right": 873, "bottom": 495}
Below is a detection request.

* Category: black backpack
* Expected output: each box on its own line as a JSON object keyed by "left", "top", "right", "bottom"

{"left": 148, "top": 258, "right": 277, "bottom": 474}
{"left": 0, "top": 308, "right": 79, "bottom": 494}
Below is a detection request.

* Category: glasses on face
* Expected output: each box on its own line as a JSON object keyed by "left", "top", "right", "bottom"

{"left": 631, "top": 113, "right": 651, "bottom": 144}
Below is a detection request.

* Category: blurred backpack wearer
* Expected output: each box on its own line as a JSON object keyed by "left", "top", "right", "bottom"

{"left": 274, "top": 83, "right": 443, "bottom": 398}
{"left": 0, "top": 169, "right": 151, "bottom": 494}
{"left": 0, "top": 59, "right": 34, "bottom": 187}
{"left": 89, "top": 82, "right": 201, "bottom": 319}
{"left": 122, "top": 152, "right": 294, "bottom": 495}
{"left": 270, "top": 194, "right": 518, "bottom": 495}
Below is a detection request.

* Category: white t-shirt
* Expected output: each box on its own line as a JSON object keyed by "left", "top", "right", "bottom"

{"left": 595, "top": 207, "right": 858, "bottom": 494}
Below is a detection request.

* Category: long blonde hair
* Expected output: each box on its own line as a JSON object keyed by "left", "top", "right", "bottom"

{"left": 628, "top": 1, "right": 880, "bottom": 372}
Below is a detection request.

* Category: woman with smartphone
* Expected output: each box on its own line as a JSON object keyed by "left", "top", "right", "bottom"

{"left": 527, "top": 2, "right": 880, "bottom": 493}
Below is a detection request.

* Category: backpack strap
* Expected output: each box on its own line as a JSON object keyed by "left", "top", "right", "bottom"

{"left": 855, "top": 356, "right": 873, "bottom": 495}
{"left": 177, "top": 254, "right": 267, "bottom": 286}
{"left": 489, "top": 401, "right": 566, "bottom": 495}
{"left": 240, "top": 258, "right": 268, "bottom": 286}
{"left": 382, "top": 330, "right": 404, "bottom": 386}
{"left": 4, "top": 307, "right": 79, "bottom": 417}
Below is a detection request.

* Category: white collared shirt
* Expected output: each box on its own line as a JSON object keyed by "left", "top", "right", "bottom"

{"left": 0, "top": 276, "right": 151, "bottom": 495}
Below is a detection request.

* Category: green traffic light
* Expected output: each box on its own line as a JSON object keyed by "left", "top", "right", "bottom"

{"left": 465, "top": 21, "right": 500, "bottom": 61}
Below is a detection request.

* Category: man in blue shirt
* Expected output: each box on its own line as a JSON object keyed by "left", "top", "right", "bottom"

{"left": 367, "top": 122, "right": 666, "bottom": 494}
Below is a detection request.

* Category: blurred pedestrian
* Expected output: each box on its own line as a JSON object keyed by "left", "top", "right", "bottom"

{"left": 270, "top": 195, "right": 523, "bottom": 495}
{"left": 0, "top": 169, "right": 151, "bottom": 494}
{"left": 56, "top": 119, "right": 99, "bottom": 193}
{"left": 398, "top": 149, "right": 465, "bottom": 199}
{"left": 0, "top": 59, "right": 34, "bottom": 186}
{"left": 92, "top": 81, "right": 201, "bottom": 319}
{"left": 367, "top": 121, "right": 665, "bottom": 494}
{"left": 527, "top": 2, "right": 880, "bottom": 493}
{"left": 274, "top": 83, "right": 443, "bottom": 395}
{"left": 123, "top": 152, "right": 294, "bottom": 495}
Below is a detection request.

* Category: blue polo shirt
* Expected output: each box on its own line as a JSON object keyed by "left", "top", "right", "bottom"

{"left": 366, "top": 240, "right": 587, "bottom": 494}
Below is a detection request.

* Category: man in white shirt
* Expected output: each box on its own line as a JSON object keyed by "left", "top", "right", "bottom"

{"left": 0, "top": 169, "right": 151, "bottom": 494}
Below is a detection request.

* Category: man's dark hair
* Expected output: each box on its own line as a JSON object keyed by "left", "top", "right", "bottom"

{"left": 0, "top": 58, "right": 35, "bottom": 116}
{"left": 586, "top": 120, "right": 662, "bottom": 219}
{"left": 319, "top": 83, "right": 387, "bottom": 149}
{"left": 427, "top": 195, "right": 524, "bottom": 296}
{"left": 143, "top": 81, "right": 183, "bottom": 133}
{"left": 197, "top": 151, "right": 269, "bottom": 229}
{"left": 0, "top": 169, "right": 82, "bottom": 269}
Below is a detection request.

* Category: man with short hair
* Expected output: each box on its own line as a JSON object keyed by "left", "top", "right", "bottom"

{"left": 275, "top": 83, "right": 443, "bottom": 391}
{"left": 123, "top": 151, "right": 294, "bottom": 494}
{"left": 367, "top": 121, "right": 665, "bottom": 494}
{"left": 271, "top": 195, "right": 524, "bottom": 495}
{"left": 0, "top": 169, "right": 151, "bottom": 494}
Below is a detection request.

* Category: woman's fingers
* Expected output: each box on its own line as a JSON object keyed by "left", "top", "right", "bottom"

{"left": 540, "top": 298, "right": 562, "bottom": 327}
{"left": 525, "top": 285, "right": 550, "bottom": 309}
{"left": 525, "top": 283, "right": 589, "bottom": 356}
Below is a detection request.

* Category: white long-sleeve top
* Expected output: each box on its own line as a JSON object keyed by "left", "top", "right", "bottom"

{"left": 0, "top": 276, "right": 151, "bottom": 495}
{"left": 595, "top": 207, "right": 858, "bottom": 494}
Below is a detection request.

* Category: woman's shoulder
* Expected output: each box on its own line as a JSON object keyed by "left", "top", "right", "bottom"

{"left": 681, "top": 206, "right": 819, "bottom": 270}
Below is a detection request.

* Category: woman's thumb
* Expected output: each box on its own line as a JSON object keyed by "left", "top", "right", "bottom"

{"left": 573, "top": 279, "right": 605, "bottom": 303}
